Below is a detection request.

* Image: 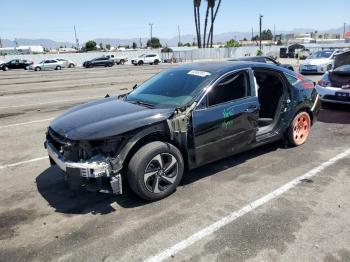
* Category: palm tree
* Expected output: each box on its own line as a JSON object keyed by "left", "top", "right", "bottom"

{"left": 207, "top": 0, "right": 222, "bottom": 48}
{"left": 203, "top": 1, "right": 210, "bottom": 48}
{"left": 193, "top": 0, "right": 202, "bottom": 48}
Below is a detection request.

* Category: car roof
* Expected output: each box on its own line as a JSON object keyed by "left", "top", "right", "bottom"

{"left": 168, "top": 61, "right": 285, "bottom": 76}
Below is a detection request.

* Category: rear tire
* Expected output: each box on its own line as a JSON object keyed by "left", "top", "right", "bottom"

{"left": 120, "top": 59, "right": 125, "bottom": 65}
{"left": 286, "top": 111, "right": 311, "bottom": 146}
{"left": 154, "top": 59, "right": 159, "bottom": 65}
{"left": 127, "top": 141, "right": 184, "bottom": 201}
{"left": 55, "top": 66, "right": 61, "bottom": 70}
{"left": 138, "top": 60, "right": 144, "bottom": 66}
{"left": 68, "top": 63, "right": 75, "bottom": 68}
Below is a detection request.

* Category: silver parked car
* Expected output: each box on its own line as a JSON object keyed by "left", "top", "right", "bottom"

{"left": 29, "top": 59, "right": 65, "bottom": 71}
{"left": 55, "top": 58, "right": 77, "bottom": 68}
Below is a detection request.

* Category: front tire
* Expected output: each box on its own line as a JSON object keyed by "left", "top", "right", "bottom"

{"left": 127, "top": 141, "right": 184, "bottom": 201}
{"left": 3, "top": 66, "right": 8, "bottom": 71}
{"left": 138, "top": 60, "right": 144, "bottom": 66}
{"left": 154, "top": 59, "right": 159, "bottom": 65}
{"left": 35, "top": 67, "right": 41, "bottom": 71}
{"left": 286, "top": 111, "right": 311, "bottom": 146}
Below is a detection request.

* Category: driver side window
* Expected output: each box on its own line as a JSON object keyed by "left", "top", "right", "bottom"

{"left": 208, "top": 70, "right": 249, "bottom": 106}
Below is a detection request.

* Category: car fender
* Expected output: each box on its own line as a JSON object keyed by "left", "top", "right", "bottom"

{"left": 112, "top": 122, "right": 172, "bottom": 172}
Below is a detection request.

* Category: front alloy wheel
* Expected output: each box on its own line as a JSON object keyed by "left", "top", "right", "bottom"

{"left": 128, "top": 141, "right": 184, "bottom": 201}
{"left": 144, "top": 153, "right": 178, "bottom": 193}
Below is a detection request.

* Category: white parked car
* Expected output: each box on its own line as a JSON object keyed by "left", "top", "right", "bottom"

{"left": 299, "top": 49, "right": 343, "bottom": 74}
{"left": 131, "top": 54, "right": 161, "bottom": 65}
{"left": 29, "top": 59, "right": 65, "bottom": 71}
{"left": 55, "top": 58, "right": 77, "bottom": 68}
{"left": 316, "top": 50, "right": 350, "bottom": 105}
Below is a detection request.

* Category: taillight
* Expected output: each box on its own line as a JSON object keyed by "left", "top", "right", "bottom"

{"left": 302, "top": 81, "right": 314, "bottom": 89}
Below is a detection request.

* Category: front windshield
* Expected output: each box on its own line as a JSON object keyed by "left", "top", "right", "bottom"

{"left": 139, "top": 54, "right": 146, "bottom": 58}
{"left": 126, "top": 69, "right": 213, "bottom": 107}
{"left": 309, "top": 51, "right": 333, "bottom": 59}
{"left": 39, "top": 60, "right": 45, "bottom": 64}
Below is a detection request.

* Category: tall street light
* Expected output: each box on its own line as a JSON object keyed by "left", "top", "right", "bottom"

{"left": 259, "top": 14, "right": 263, "bottom": 50}
{"left": 149, "top": 23, "right": 154, "bottom": 48}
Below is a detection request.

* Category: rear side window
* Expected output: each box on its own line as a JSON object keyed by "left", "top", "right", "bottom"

{"left": 208, "top": 71, "right": 249, "bottom": 106}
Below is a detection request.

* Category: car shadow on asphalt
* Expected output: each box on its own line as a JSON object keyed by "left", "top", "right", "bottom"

{"left": 36, "top": 166, "right": 147, "bottom": 215}
{"left": 36, "top": 141, "right": 283, "bottom": 215}
{"left": 180, "top": 141, "right": 282, "bottom": 186}
{"left": 318, "top": 103, "right": 350, "bottom": 124}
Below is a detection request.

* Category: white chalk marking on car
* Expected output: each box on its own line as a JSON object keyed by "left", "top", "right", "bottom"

{"left": 187, "top": 70, "right": 211, "bottom": 77}
{"left": 0, "top": 156, "right": 49, "bottom": 170}
{"left": 0, "top": 118, "right": 53, "bottom": 129}
{"left": 145, "top": 148, "right": 350, "bottom": 262}
{"left": 0, "top": 96, "right": 100, "bottom": 109}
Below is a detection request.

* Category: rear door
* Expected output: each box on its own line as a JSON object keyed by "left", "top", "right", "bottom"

{"left": 192, "top": 69, "right": 259, "bottom": 166}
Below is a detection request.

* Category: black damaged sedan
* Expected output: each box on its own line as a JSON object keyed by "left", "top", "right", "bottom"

{"left": 45, "top": 61, "right": 320, "bottom": 200}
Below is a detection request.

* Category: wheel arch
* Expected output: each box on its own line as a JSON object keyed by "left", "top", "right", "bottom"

{"left": 118, "top": 123, "right": 188, "bottom": 174}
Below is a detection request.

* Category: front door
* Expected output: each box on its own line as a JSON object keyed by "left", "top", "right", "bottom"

{"left": 192, "top": 69, "right": 259, "bottom": 166}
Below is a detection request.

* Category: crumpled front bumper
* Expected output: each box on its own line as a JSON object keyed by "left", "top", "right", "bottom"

{"left": 45, "top": 141, "right": 123, "bottom": 194}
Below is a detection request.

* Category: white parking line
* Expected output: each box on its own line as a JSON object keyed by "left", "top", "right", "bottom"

{"left": 0, "top": 118, "right": 53, "bottom": 129}
{"left": 145, "top": 148, "right": 350, "bottom": 262}
{"left": 0, "top": 96, "right": 100, "bottom": 109}
{"left": 0, "top": 156, "right": 48, "bottom": 170}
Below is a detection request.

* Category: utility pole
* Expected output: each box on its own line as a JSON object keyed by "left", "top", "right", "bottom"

{"left": 344, "top": 23, "right": 346, "bottom": 39}
{"left": 139, "top": 37, "right": 142, "bottom": 48}
{"left": 74, "top": 25, "right": 79, "bottom": 50}
{"left": 259, "top": 14, "right": 263, "bottom": 50}
{"left": 14, "top": 38, "right": 18, "bottom": 49}
{"left": 274, "top": 24, "right": 276, "bottom": 42}
{"left": 178, "top": 25, "right": 181, "bottom": 45}
{"left": 149, "top": 23, "right": 153, "bottom": 48}
{"left": 0, "top": 36, "right": 2, "bottom": 48}
{"left": 251, "top": 27, "right": 254, "bottom": 41}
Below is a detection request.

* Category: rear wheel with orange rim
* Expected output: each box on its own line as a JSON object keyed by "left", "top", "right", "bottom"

{"left": 287, "top": 111, "right": 311, "bottom": 146}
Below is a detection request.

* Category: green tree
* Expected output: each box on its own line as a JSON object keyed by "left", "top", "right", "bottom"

{"left": 147, "top": 37, "right": 162, "bottom": 48}
{"left": 261, "top": 29, "right": 273, "bottom": 40}
{"left": 132, "top": 42, "right": 137, "bottom": 49}
{"left": 184, "top": 43, "right": 192, "bottom": 47}
{"left": 225, "top": 39, "right": 241, "bottom": 47}
{"left": 105, "top": 44, "right": 111, "bottom": 50}
{"left": 256, "top": 49, "right": 263, "bottom": 56}
{"left": 85, "top": 40, "right": 97, "bottom": 51}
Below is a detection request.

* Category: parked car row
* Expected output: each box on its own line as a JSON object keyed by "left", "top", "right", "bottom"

{"left": 0, "top": 58, "right": 77, "bottom": 71}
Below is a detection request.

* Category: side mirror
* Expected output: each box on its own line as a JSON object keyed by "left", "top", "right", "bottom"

{"left": 132, "top": 84, "right": 138, "bottom": 90}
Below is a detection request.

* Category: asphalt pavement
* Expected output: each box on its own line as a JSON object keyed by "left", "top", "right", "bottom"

{"left": 0, "top": 64, "right": 349, "bottom": 262}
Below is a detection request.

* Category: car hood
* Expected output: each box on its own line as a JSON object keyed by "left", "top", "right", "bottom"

{"left": 334, "top": 50, "right": 350, "bottom": 69}
{"left": 50, "top": 97, "right": 174, "bottom": 140}
{"left": 302, "top": 58, "right": 331, "bottom": 66}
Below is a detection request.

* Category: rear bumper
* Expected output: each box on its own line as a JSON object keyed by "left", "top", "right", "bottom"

{"left": 45, "top": 141, "right": 123, "bottom": 194}
{"left": 316, "top": 85, "right": 350, "bottom": 105}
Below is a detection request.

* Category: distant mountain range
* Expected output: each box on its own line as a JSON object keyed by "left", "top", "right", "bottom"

{"left": 1, "top": 27, "right": 345, "bottom": 48}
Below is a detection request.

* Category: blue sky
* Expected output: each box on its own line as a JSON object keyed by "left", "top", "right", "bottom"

{"left": 0, "top": 0, "right": 349, "bottom": 41}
